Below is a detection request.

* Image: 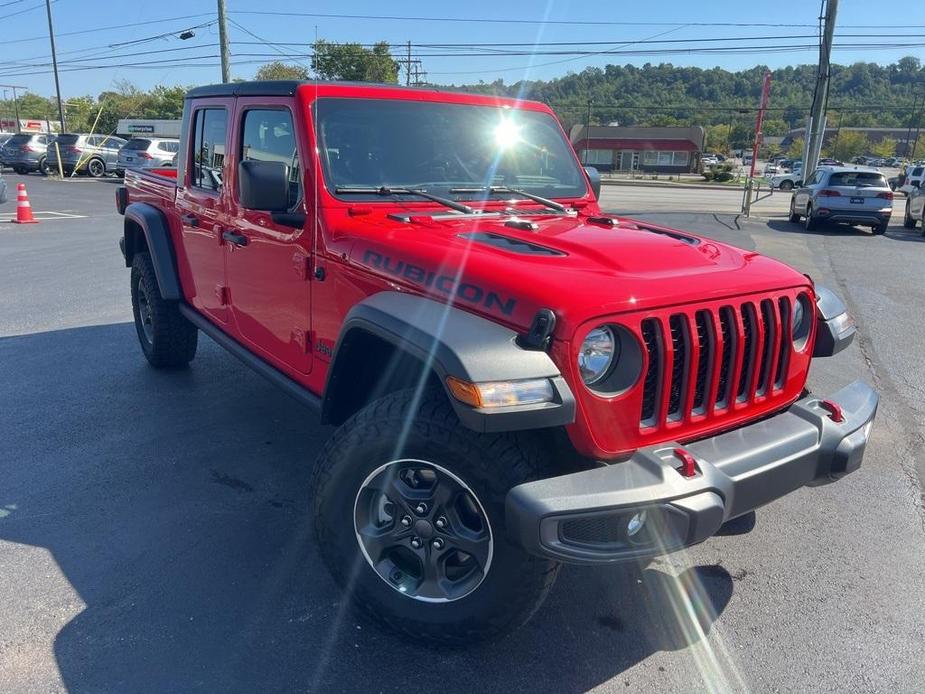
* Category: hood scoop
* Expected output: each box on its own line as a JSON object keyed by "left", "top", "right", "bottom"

{"left": 458, "top": 232, "right": 566, "bottom": 256}
{"left": 634, "top": 224, "right": 700, "bottom": 245}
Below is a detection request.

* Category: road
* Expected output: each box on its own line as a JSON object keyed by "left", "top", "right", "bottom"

{"left": 599, "top": 182, "right": 794, "bottom": 216}
{"left": 1, "top": 174, "right": 923, "bottom": 693}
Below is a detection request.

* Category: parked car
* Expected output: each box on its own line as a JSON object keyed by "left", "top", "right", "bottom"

{"left": 115, "top": 80, "right": 877, "bottom": 644}
{"left": 903, "top": 182, "right": 925, "bottom": 233}
{"left": 900, "top": 165, "right": 925, "bottom": 195}
{"left": 116, "top": 137, "right": 180, "bottom": 176}
{"left": 0, "top": 170, "right": 7, "bottom": 203}
{"left": 770, "top": 171, "right": 803, "bottom": 190}
{"left": 700, "top": 154, "right": 719, "bottom": 167}
{"left": 789, "top": 166, "right": 893, "bottom": 234}
{"left": 47, "top": 133, "right": 127, "bottom": 177}
{"left": 818, "top": 158, "right": 843, "bottom": 167}
{"left": 764, "top": 162, "right": 780, "bottom": 175}
{"left": 0, "top": 132, "right": 53, "bottom": 174}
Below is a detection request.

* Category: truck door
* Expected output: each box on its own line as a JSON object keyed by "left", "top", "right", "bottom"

{"left": 176, "top": 101, "right": 232, "bottom": 324}
{"left": 224, "top": 101, "right": 313, "bottom": 375}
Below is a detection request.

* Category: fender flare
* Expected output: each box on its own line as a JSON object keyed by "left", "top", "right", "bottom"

{"left": 122, "top": 202, "right": 182, "bottom": 300}
{"left": 322, "top": 291, "right": 576, "bottom": 433}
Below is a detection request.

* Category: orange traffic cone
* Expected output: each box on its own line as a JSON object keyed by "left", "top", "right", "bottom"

{"left": 12, "top": 183, "right": 37, "bottom": 224}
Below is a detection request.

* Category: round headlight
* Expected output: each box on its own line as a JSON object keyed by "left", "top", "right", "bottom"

{"left": 792, "top": 298, "right": 805, "bottom": 338}
{"left": 578, "top": 326, "right": 617, "bottom": 385}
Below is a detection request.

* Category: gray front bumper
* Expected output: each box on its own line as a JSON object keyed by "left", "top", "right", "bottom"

{"left": 506, "top": 381, "right": 878, "bottom": 564}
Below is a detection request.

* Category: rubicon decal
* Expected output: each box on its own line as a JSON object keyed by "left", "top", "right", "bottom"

{"left": 362, "top": 250, "right": 516, "bottom": 316}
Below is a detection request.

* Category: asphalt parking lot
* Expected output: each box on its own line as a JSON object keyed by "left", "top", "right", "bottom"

{"left": 1, "top": 173, "right": 924, "bottom": 693}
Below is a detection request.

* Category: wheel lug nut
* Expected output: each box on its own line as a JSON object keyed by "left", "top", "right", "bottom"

{"left": 410, "top": 537, "right": 422, "bottom": 549}
{"left": 414, "top": 503, "right": 428, "bottom": 515}
{"left": 433, "top": 538, "right": 444, "bottom": 551}
{"left": 435, "top": 516, "right": 447, "bottom": 530}
{"left": 400, "top": 515, "right": 412, "bottom": 527}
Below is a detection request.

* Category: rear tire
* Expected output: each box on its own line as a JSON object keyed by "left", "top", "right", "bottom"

{"left": 312, "top": 387, "right": 560, "bottom": 645}
{"left": 130, "top": 251, "right": 198, "bottom": 367}
{"left": 87, "top": 157, "right": 106, "bottom": 178}
{"left": 788, "top": 197, "right": 801, "bottom": 223}
{"left": 13, "top": 166, "right": 25, "bottom": 174}
{"left": 37, "top": 157, "right": 48, "bottom": 176}
{"left": 780, "top": 180, "right": 794, "bottom": 191}
{"left": 872, "top": 221, "right": 888, "bottom": 235}
{"left": 803, "top": 204, "right": 818, "bottom": 231}
{"left": 904, "top": 204, "right": 917, "bottom": 229}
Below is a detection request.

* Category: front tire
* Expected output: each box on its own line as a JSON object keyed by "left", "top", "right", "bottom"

{"left": 780, "top": 180, "right": 794, "bottom": 191}
{"left": 130, "top": 251, "right": 198, "bottom": 367}
{"left": 312, "top": 387, "right": 560, "bottom": 644}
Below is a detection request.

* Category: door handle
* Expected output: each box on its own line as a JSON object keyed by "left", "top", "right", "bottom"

{"left": 181, "top": 213, "right": 199, "bottom": 227}
{"left": 222, "top": 230, "right": 248, "bottom": 247}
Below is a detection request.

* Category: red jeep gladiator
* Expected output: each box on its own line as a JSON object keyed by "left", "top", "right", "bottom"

{"left": 117, "top": 80, "right": 877, "bottom": 643}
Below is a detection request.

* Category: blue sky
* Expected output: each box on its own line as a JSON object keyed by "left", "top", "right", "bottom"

{"left": 0, "top": 0, "right": 922, "bottom": 97}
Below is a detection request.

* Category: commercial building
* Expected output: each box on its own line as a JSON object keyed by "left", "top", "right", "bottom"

{"left": 569, "top": 124, "right": 705, "bottom": 173}
{"left": 116, "top": 119, "right": 181, "bottom": 139}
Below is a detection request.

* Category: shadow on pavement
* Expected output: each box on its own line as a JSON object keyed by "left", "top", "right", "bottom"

{"left": 767, "top": 218, "right": 925, "bottom": 241}
{"left": 0, "top": 323, "right": 737, "bottom": 693}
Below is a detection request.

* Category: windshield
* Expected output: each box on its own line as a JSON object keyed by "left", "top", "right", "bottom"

{"left": 315, "top": 98, "right": 586, "bottom": 201}
{"left": 124, "top": 138, "right": 152, "bottom": 150}
{"left": 6, "top": 134, "right": 32, "bottom": 145}
{"left": 829, "top": 171, "right": 888, "bottom": 187}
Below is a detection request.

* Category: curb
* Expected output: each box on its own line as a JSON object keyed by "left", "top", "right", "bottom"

{"left": 601, "top": 179, "right": 754, "bottom": 192}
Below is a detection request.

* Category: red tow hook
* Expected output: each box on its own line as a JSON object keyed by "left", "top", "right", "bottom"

{"left": 673, "top": 448, "right": 699, "bottom": 478}
{"left": 819, "top": 399, "right": 845, "bottom": 423}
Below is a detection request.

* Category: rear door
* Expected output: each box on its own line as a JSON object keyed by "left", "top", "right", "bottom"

{"left": 224, "top": 99, "right": 313, "bottom": 375}
{"left": 176, "top": 101, "right": 232, "bottom": 324}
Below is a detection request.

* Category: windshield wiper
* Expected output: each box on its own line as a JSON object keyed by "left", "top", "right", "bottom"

{"left": 448, "top": 185, "right": 568, "bottom": 213}
{"left": 335, "top": 185, "right": 474, "bottom": 214}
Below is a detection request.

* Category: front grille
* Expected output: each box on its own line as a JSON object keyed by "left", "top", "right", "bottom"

{"left": 639, "top": 297, "right": 796, "bottom": 429}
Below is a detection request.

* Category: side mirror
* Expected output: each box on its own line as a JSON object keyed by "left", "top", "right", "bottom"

{"left": 583, "top": 166, "right": 601, "bottom": 200}
{"left": 239, "top": 159, "right": 289, "bottom": 211}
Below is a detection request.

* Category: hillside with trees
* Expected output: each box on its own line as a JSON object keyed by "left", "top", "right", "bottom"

{"left": 2, "top": 48, "right": 922, "bottom": 156}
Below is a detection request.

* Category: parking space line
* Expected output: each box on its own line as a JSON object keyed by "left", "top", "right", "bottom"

{"left": 0, "top": 211, "right": 87, "bottom": 222}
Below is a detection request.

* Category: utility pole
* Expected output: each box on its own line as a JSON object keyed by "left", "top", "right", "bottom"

{"left": 803, "top": 0, "right": 838, "bottom": 181}
{"left": 583, "top": 98, "right": 593, "bottom": 165}
{"left": 44, "top": 0, "right": 65, "bottom": 132}
{"left": 11, "top": 86, "right": 20, "bottom": 133}
{"left": 742, "top": 71, "right": 772, "bottom": 216}
{"left": 216, "top": 0, "right": 231, "bottom": 83}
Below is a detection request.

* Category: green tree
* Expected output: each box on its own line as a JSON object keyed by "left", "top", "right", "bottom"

{"left": 788, "top": 137, "right": 805, "bottom": 159}
{"left": 312, "top": 40, "right": 398, "bottom": 83}
{"left": 871, "top": 137, "right": 897, "bottom": 158}
{"left": 705, "top": 124, "right": 731, "bottom": 153}
{"left": 828, "top": 130, "right": 869, "bottom": 161}
{"left": 254, "top": 61, "right": 310, "bottom": 81}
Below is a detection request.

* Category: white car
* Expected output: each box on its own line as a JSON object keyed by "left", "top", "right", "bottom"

{"left": 701, "top": 155, "right": 719, "bottom": 167}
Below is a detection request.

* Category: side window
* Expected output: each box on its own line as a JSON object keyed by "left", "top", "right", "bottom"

{"left": 191, "top": 108, "right": 227, "bottom": 192}
{"left": 240, "top": 108, "right": 299, "bottom": 208}
{"left": 160, "top": 141, "right": 180, "bottom": 153}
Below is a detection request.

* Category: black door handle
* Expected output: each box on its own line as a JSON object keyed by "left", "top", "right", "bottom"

{"left": 180, "top": 213, "right": 199, "bottom": 227}
{"left": 222, "top": 230, "right": 248, "bottom": 247}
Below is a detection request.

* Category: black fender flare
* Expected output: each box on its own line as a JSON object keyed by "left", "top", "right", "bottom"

{"left": 122, "top": 202, "right": 182, "bottom": 300}
{"left": 322, "top": 292, "right": 576, "bottom": 433}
